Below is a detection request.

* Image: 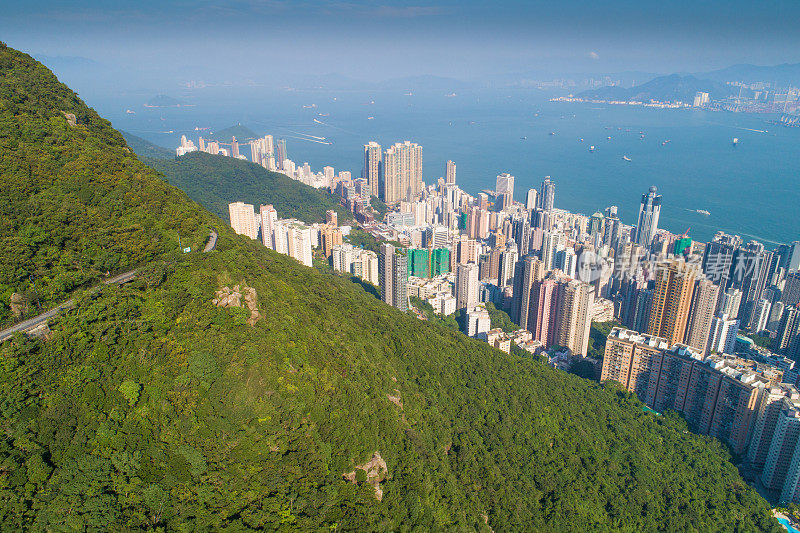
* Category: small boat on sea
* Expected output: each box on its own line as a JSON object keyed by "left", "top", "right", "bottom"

{"left": 623, "top": 155, "right": 632, "bottom": 162}
{"left": 696, "top": 209, "right": 710, "bottom": 216}
{"left": 589, "top": 146, "right": 596, "bottom": 152}
{"left": 733, "top": 137, "right": 739, "bottom": 146}
{"left": 662, "top": 140, "right": 671, "bottom": 145}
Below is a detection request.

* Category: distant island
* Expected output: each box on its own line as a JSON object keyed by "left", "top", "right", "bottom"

{"left": 576, "top": 74, "right": 734, "bottom": 105}
{"left": 144, "top": 94, "right": 193, "bottom": 108}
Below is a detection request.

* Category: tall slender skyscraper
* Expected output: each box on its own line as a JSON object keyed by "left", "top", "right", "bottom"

{"left": 495, "top": 173, "right": 515, "bottom": 210}
{"left": 446, "top": 160, "right": 456, "bottom": 184}
{"left": 382, "top": 141, "right": 422, "bottom": 203}
{"left": 634, "top": 186, "right": 661, "bottom": 247}
{"left": 456, "top": 263, "right": 479, "bottom": 310}
{"left": 525, "top": 188, "right": 538, "bottom": 210}
{"left": 275, "top": 138, "right": 287, "bottom": 169}
{"left": 378, "top": 244, "right": 408, "bottom": 311}
{"left": 684, "top": 279, "right": 719, "bottom": 354}
{"left": 540, "top": 176, "right": 555, "bottom": 211}
{"left": 647, "top": 259, "right": 698, "bottom": 345}
{"left": 363, "top": 141, "right": 382, "bottom": 198}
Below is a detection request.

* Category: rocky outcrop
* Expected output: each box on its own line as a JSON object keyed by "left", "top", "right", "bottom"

{"left": 387, "top": 389, "right": 403, "bottom": 409}
{"left": 61, "top": 112, "right": 77, "bottom": 127}
{"left": 343, "top": 452, "right": 389, "bottom": 500}
{"left": 213, "top": 284, "right": 261, "bottom": 326}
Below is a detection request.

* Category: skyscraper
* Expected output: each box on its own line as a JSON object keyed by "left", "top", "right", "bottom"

{"left": 259, "top": 204, "right": 278, "bottom": 249}
{"left": 525, "top": 188, "right": 538, "bottom": 210}
{"left": 540, "top": 176, "right": 555, "bottom": 211}
{"left": 363, "top": 141, "right": 382, "bottom": 198}
{"left": 495, "top": 173, "right": 515, "bottom": 210}
{"left": 456, "top": 263, "right": 479, "bottom": 310}
{"left": 446, "top": 160, "right": 456, "bottom": 184}
{"left": 555, "top": 279, "right": 594, "bottom": 355}
{"left": 647, "top": 259, "right": 698, "bottom": 345}
{"left": 228, "top": 201, "right": 258, "bottom": 240}
{"left": 379, "top": 244, "right": 408, "bottom": 311}
{"left": 382, "top": 141, "right": 422, "bottom": 203}
{"left": 633, "top": 186, "right": 661, "bottom": 247}
{"left": 708, "top": 313, "right": 739, "bottom": 354}
{"left": 684, "top": 279, "right": 720, "bottom": 354}
{"left": 511, "top": 256, "right": 545, "bottom": 328}
{"left": 275, "top": 139, "right": 287, "bottom": 169}
{"left": 600, "top": 328, "right": 670, "bottom": 400}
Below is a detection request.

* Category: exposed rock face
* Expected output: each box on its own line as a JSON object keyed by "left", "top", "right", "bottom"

{"left": 343, "top": 452, "right": 389, "bottom": 501}
{"left": 387, "top": 389, "right": 403, "bottom": 409}
{"left": 10, "top": 293, "right": 26, "bottom": 318}
{"left": 212, "top": 284, "right": 261, "bottom": 325}
{"left": 61, "top": 112, "right": 77, "bottom": 127}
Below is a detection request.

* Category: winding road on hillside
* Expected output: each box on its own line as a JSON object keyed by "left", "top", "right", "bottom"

{"left": 0, "top": 229, "right": 218, "bottom": 343}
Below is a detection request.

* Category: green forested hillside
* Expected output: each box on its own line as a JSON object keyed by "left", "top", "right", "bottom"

{"left": 141, "top": 149, "right": 350, "bottom": 224}
{"left": 119, "top": 130, "right": 173, "bottom": 159}
{"left": 0, "top": 43, "right": 781, "bottom": 531}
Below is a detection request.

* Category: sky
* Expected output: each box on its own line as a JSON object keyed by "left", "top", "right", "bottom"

{"left": 3, "top": 0, "right": 800, "bottom": 89}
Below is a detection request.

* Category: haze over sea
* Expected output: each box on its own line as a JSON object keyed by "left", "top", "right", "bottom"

{"left": 97, "top": 86, "right": 800, "bottom": 246}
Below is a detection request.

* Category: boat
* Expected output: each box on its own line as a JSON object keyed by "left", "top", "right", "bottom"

{"left": 661, "top": 140, "right": 671, "bottom": 145}
{"left": 445, "top": 93, "right": 457, "bottom": 98}
{"left": 125, "top": 109, "right": 135, "bottom": 114}
{"left": 520, "top": 136, "right": 527, "bottom": 140}
{"left": 579, "top": 138, "right": 584, "bottom": 142}
{"left": 607, "top": 136, "right": 612, "bottom": 140}
{"left": 696, "top": 209, "right": 710, "bottom": 216}
{"left": 733, "top": 137, "right": 739, "bottom": 145}
{"left": 589, "top": 146, "right": 596, "bottom": 152}
{"left": 549, "top": 132, "right": 556, "bottom": 136}
{"left": 404, "top": 92, "right": 413, "bottom": 96}
{"left": 367, "top": 116, "right": 374, "bottom": 120}
{"left": 622, "top": 155, "right": 631, "bottom": 162}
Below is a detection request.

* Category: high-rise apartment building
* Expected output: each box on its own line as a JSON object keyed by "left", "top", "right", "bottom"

{"left": 555, "top": 279, "right": 594, "bottom": 356}
{"left": 708, "top": 313, "right": 739, "bottom": 354}
{"left": 379, "top": 244, "right": 408, "bottom": 311}
{"left": 540, "top": 176, "right": 555, "bottom": 211}
{"left": 650, "top": 343, "right": 704, "bottom": 413}
{"left": 228, "top": 201, "right": 258, "bottom": 240}
{"left": 600, "top": 328, "right": 670, "bottom": 401}
{"left": 363, "top": 141, "right": 382, "bottom": 198}
{"left": 748, "top": 385, "right": 800, "bottom": 472}
{"left": 684, "top": 279, "right": 719, "bottom": 354}
{"left": 275, "top": 139, "right": 287, "bottom": 169}
{"left": 259, "top": 204, "right": 278, "bottom": 248}
{"left": 382, "top": 141, "right": 422, "bottom": 203}
{"left": 446, "top": 160, "right": 456, "bottom": 184}
{"left": 647, "top": 259, "right": 699, "bottom": 345}
{"left": 511, "top": 256, "right": 546, "bottom": 328}
{"left": 633, "top": 186, "right": 661, "bottom": 247}
{"left": 456, "top": 263, "right": 479, "bottom": 310}
{"left": 495, "top": 173, "right": 515, "bottom": 210}
{"left": 525, "top": 188, "right": 538, "bottom": 210}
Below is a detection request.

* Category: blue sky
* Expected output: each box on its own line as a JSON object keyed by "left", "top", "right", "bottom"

{"left": 4, "top": 0, "right": 800, "bottom": 83}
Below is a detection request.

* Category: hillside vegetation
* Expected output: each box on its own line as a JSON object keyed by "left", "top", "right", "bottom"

{"left": 142, "top": 150, "right": 350, "bottom": 224}
{"left": 0, "top": 43, "right": 781, "bottom": 531}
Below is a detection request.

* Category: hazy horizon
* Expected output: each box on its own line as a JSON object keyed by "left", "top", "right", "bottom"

{"left": 5, "top": 0, "right": 800, "bottom": 96}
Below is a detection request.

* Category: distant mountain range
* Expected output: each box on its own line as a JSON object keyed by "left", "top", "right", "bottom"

{"left": 292, "top": 73, "right": 473, "bottom": 92}
{"left": 577, "top": 74, "right": 736, "bottom": 103}
{"left": 697, "top": 63, "right": 800, "bottom": 87}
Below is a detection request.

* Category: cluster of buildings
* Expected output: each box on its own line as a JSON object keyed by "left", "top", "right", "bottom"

{"left": 177, "top": 134, "right": 352, "bottom": 189}
{"left": 228, "top": 202, "right": 346, "bottom": 268}
{"left": 221, "top": 132, "right": 800, "bottom": 499}
{"left": 601, "top": 328, "right": 800, "bottom": 503}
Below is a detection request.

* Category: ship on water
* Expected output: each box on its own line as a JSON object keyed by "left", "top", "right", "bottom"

{"left": 696, "top": 209, "right": 711, "bottom": 216}
{"left": 589, "top": 145, "right": 596, "bottom": 152}
{"left": 622, "top": 155, "right": 632, "bottom": 161}
{"left": 733, "top": 137, "right": 739, "bottom": 146}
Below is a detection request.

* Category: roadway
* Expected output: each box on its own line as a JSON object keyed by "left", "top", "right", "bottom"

{"left": 0, "top": 228, "right": 219, "bottom": 343}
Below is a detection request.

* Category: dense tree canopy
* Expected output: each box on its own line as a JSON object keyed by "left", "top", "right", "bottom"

{"left": 0, "top": 43, "right": 781, "bottom": 531}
